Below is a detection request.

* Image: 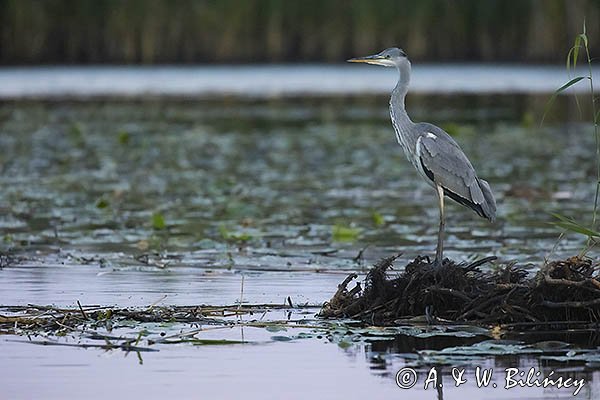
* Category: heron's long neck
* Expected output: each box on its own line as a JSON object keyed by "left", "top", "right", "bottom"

{"left": 390, "top": 60, "right": 413, "bottom": 138}
{"left": 390, "top": 61, "right": 412, "bottom": 130}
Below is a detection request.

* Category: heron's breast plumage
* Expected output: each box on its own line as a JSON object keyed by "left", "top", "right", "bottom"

{"left": 389, "top": 102, "right": 423, "bottom": 176}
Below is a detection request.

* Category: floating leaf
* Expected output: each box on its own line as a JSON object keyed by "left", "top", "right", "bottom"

{"left": 372, "top": 212, "right": 385, "bottom": 227}
{"left": 152, "top": 213, "right": 166, "bottom": 230}
{"left": 437, "top": 340, "right": 540, "bottom": 356}
{"left": 190, "top": 339, "right": 245, "bottom": 345}
{"left": 332, "top": 224, "right": 361, "bottom": 242}
{"left": 265, "top": 325, "right": 287, "bottom": 333}
{"left": 362, "top": 335, "right": 396, "bottom": 342}
{"left": 118, "top": 130, "right": 130, "bottom": 145}
{"left": 96, "top": 198, "right": 109, "bottom": 209}
{"left": 270, "top": 335, "right": 293, "bottom": 342}
{"left": 532, "top": 341, "right": 571, "bottom": 351}
{"left": 218, "top": 225, "right": 253, "bottom": 241}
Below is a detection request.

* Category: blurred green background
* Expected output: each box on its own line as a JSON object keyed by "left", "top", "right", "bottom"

{"left": 1, "top": 0, "right": 599, "bottom": 65}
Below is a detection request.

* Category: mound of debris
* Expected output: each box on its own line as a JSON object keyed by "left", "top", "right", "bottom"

{"left": 320, "top": 254, "right": 600, "bottom": 328}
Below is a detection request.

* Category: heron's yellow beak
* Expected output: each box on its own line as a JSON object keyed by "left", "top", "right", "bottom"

{"left": 347, "top": 55, "right": 386, "bottom": 65}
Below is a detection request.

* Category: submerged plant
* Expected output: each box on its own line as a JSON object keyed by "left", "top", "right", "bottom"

{"left": 545, "top": 21, "right": 600, "bottom": 252}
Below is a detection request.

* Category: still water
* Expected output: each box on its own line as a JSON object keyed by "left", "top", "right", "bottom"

{"left": 1, "top": 64, "right": 599, "bottom": 99}
{"left": 1, "top": 66, "right": 600, "bottom": 399}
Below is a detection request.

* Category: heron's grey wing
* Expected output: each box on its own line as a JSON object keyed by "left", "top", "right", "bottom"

{"left": 417, "top": 133, "right": 496, "bottom": 221}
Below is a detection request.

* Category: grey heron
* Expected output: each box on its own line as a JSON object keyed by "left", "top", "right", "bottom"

{"left": 348, "top": 48, "right": 496, "bottom": 266}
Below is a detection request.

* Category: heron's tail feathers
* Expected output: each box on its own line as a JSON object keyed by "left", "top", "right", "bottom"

{"left": 477, "top": 178, "right": 496, "bottom": 222}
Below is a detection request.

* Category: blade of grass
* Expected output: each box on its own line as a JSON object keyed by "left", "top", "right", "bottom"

{"left": 570, "top": 39, "right": 581, "bottom": 70}
{"left": 581, "top": 25, "right": 600, "bottom": 231}
{"left": 550, "top": 213, "right": 600, "bottom": 238}
{"left": 552, "top": 221, "right": 600, "bottom": 238}
{"left": 567, "top": 40, "right": 584, "bottom": 118}
{"left": 550, "top": 212, "right": 574, "bottom": 223}
{"left": 574, "top": 38, "right": 580, "bottom": 67}
{"left": 579, "top": 33, "right": 588, "bottom": 51}
{"left": 556, "top": 76, "right": 586, "bottom": 92}
{"left": 541, "top": 77, "right": 586, "bottom": 125}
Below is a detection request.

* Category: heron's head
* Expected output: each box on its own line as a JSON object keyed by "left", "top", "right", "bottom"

{"left": 347, "top": 47, "right": 408, "bottom": 67}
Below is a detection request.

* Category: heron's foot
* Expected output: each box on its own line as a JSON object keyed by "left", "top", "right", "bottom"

{"left": 432, "top": 257, "right": 444, "bottom": 269}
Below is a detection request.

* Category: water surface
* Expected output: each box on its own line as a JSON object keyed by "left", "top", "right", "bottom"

{"left": 1, "top": 84, "right": 599, "bottom": 399}
{"left": 1, "top": 64, "right": 599, "bottom": 99}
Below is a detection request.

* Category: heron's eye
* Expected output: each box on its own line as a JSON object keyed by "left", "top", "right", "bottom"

{"left": 385, "top": 55, "right": 391, "bottom": 59}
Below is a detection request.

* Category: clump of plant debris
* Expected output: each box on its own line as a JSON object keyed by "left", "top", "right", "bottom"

{"left": 320, "top": 254, "right": 600, "bottom": 328}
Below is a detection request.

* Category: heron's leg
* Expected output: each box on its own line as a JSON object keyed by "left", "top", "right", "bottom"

{"left": 434, "top": 184, "right": 445, "bottom": 267}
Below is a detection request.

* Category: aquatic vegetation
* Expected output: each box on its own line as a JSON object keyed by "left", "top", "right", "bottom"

{"left": 0, "top": 98, "right": 594, "bottom": 268}
{"left": 332, "top": 224, "right": 361, "bottom": 242}
{"left": 152, "top": 212, "right": 166, "bottom": 230}
{"left": 218, "top": 225, "right": 254, "bottom": 242}
{"left": 546, "top": 22, "right": 600, "bottom": 250}
{"left": 118, "top": 130, "right": 131, "bottom": 145}
{"left": 0, "top": 302, "right": 506, "bottom": 351}
{"left": 95, "top": 197, "right": 110, "bottom": 209}
{"left": 371, "top": 211, "right": 385, "bottom": 227}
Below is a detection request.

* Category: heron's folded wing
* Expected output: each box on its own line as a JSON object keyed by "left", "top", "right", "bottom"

{"left": 418, "top": 133, "right": 486, "bottom": 206}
